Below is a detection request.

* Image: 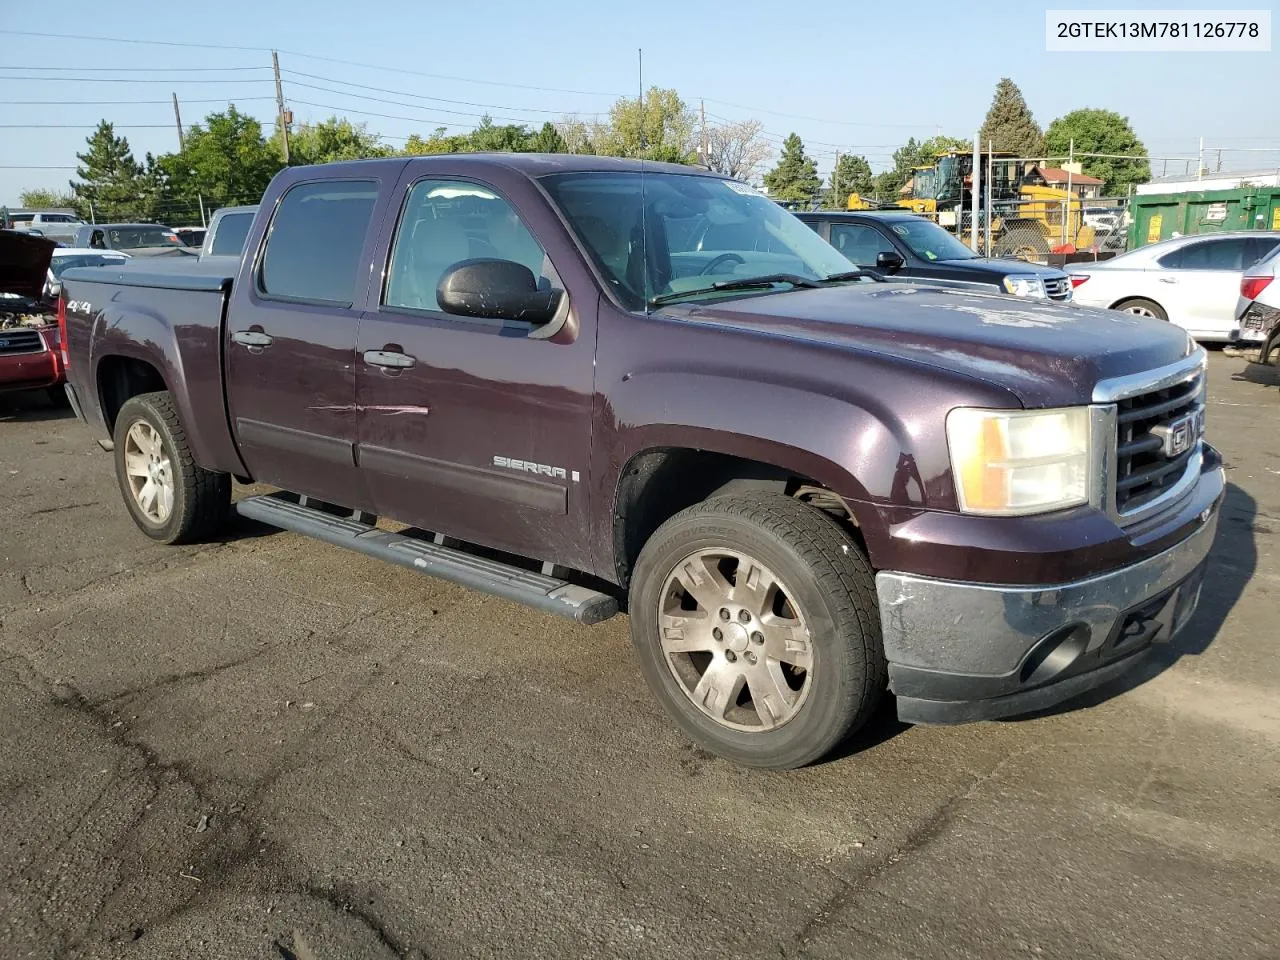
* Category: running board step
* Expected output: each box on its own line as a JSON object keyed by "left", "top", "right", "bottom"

{"left": 235, "top": 494, "right": 618, "bottom": 624}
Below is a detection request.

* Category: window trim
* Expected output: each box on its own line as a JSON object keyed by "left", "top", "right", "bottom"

{"left": 378, "top": 173, "right": 563, "bottom": 333}
{"left": 254, "top": 176, "right": 381, "bottom": 309}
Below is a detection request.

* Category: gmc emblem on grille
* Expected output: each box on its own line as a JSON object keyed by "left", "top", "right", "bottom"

{"left": 1152, "top": 413, "right": 1196, "bottom": 458}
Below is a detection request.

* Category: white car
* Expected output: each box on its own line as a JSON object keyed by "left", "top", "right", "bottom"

{"left": 1065, "top": 231, "right": 1280, "bottom": 342}
{"left": 1235, "top": 244, "right": 1280, "bottom": 362}
{"left": 43, "top": 248, "right": 131, "bottom": 300}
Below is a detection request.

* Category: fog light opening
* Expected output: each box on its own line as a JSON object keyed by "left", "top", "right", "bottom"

{"left": 1020, "top": 624, "right": 1091, "bottom": 686}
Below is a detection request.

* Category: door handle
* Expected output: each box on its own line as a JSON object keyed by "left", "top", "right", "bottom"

{"left": 1158, "top": 277, "right": 1178, "bottom": 284}
{"left": 363, "top": 349, "right": 416, "bottom": 369}
{"left": 232, "top": 330, "right": 274, "bottom": 347}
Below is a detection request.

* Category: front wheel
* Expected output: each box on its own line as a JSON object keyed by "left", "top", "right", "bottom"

{"left": 629, "top": 493, "right": 886, "bottom": 769}
{"left": 113, "top": 391, "right": 230, "bottom": 544}
{"left": 1114, "top": 297, "right": 1168, "bottom": 321}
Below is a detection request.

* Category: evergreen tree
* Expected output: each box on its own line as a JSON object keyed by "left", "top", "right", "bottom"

{"left": 824, "top": 154, "right": 873, "bottom": 207}
{"left": 763, "top": 134, "right": 821, "bottom": 204}
{"left": 69, "top": 121, "right": 151, "bottom": 221}
{"left": 526, "top": 122, "right": 567, "bottom": 154}
{"left": 979, "top": 78, "right": 1044, "bottom": 157}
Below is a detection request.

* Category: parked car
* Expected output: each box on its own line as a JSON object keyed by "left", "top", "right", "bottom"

{"left": 44, "top": 248, "right": 131, "bottom": 301}
{"left": 1066, "top": 231, "right": 1280, "bottom": 342}
{"left": 4, "top": 210, "right": 85, "bottom": 245}
{"left": 1234, "top": 244, "right": 1280, "bottom": 363}
{"left": 199, "top": 205, "right": 258, "bottom": 261}
{"left": 798, "top": 211, "right": 1073, "bottom": 300}
{"left": 70, "top": 222, "right": 194, "bottom": 257}
{"left": 58, "top": 155, "right": 1222, "bottom": 769}
{"left": 174, "top": 226, "right": 207, "bottom": 248}
{"left": 1, "top": 229, "right": 65, "bottom": 405}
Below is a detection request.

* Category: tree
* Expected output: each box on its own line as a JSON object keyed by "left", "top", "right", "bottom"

{"left": 597, "top": 87, "right": 697, "bottom": 163}
{"left": 19, "top": 187, "right": 77, "bottom": 210}
{"left": 979, "top": 78, "right": 1044, "bottom": 157}
{"left": 403, "top": 127, "right": 468, "bottom": 155}
{"left": 704, "top": 119, "right": 770, "bottom": 182}
{"left": 555, "top": 116, "right": 596, "bottom": 155}
{"left": 157, "top": 106, "right": 283, "bottom": 223}
{"left": 824, "top": 154, "right": 873, "bottom": 207}
{"left": 287, "top": 116, "right": 390, "bottom": 165}
{"left": 1045, "top": 108, "right": 1151, "bottom": 195}
{"left": 762, "top": 133, "right": 821, "bottom": 204}
{"left": 526, "top": 121, "right": 567, "bottom": 154}
{"left": 69, "top": 121, "right": 152, "bottom": 221}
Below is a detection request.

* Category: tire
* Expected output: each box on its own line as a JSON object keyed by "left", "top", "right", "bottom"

{"left": 112, "top": 391, "right": 230, "bottom": 544}
{"left": 1113, "top": 297, "right": 1168, "bottom": 321}
{"left": 628, "top": 492, "right": 886, "bottom": 769}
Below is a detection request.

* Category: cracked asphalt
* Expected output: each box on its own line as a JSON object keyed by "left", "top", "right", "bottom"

{"left": 1, "top": 351, "right": 1278, "bottom": 960}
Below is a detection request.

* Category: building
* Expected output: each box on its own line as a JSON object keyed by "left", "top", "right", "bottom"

{"left": 1025, "top": 167, "right": 1104, "bottom": 200}
{"left": 1135, "top": 168, "right": 1280, "bottom": 196}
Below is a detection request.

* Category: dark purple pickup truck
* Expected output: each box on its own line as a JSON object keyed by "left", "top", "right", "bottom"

{"left": 58, "top": 154, "right": 1223, "bottom": 769}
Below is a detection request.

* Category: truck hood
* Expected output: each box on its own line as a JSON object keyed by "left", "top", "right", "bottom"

{"left": 0, "top": 229, "right": 56, "bottom": 300}
{"left": 923, "top": 257, "right": 1067, "bottom": 279}
{"left": 675, "top": 282, "right": 1196, "bottom": 408}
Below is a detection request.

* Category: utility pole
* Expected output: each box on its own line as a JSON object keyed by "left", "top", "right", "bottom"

{"left": 700, "top": 99, "right": 707, "bottom": 167}
{"left": 1216, "top": 149, "right": 1222, "bottom": 172}
{"left": 832, "top": 150, "right": 841, "bottom": 209}
{"left": 171, "top": 92, "right": 185, "bottom": 151}
{"left": 273, "top": 50, "right": 290, "bottom": 165}
{"left": 1197, "top": 135, "right": 1204, "bottom": 179}
{"left": 970, "top": 132, "right": 980, "bottom": 252}
{"left": 1065, "top": 138, "right": 1074, "bottom": 245}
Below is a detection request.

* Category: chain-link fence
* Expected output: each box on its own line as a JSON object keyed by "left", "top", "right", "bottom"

{"left": 950, "top": 196, "right": 1132, "bottom": 264}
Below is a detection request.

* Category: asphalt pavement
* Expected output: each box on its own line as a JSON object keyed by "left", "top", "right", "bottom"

{"left": 1, "top": 351, "right": 1277, "bottom": 960}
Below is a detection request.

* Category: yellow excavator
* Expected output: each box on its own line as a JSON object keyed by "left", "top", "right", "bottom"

{"left": 848, "top": 151, "right": 1096, "bottom": 258}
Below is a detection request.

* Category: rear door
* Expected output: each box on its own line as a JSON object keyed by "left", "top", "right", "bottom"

{"left": 1155, "top": 237, "right": 1254, "bottom": 336}
{"left": 353, "top": 172, "right": 597, "bottom": 571}
{"left": 224, "top": 176, "right": 390, "bottom": 508}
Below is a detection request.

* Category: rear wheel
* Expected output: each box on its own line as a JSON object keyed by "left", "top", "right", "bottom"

{"left": 113, "top": 391, "right": 230, "bottom": 544}
{"left": 629, "top": 493, "right": 886, "bottom": 769}
{"left": 1114, "top": 297, "right": 1168, "bottom": 321}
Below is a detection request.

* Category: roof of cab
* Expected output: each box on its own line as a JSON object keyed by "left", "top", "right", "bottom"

{"left": 285, "top": 153, "right": 727, "bottom": 180}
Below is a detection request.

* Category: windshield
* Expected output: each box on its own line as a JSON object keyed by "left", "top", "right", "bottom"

{"left": 106, "top": 226, "right": 183, "bottom": 250}
{"left": 885, "top": 218, "right": 978, "bottom": 261}
{"left": 50, "top": 254, "right": 128, "bottom": 277}
{"left": 541, "top": 171, "right": 857, "bottom": 309}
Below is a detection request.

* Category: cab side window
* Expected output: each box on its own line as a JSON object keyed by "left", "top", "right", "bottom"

{"left": 259, "top": 180, "right": 378, "bottom": 305}
{"left": 830, "top": 223, "right": 896, "bottom": 267}
{"left": 384, "top": 179, "right": 560, "bottom": 314}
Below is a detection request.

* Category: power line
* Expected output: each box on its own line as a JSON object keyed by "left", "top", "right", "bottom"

{"left": 284, "top": 70, "right": 601, "bottom": 117}
{"left": 0, "top": 64, "right": 270, "bottom": 73}
{"left": 0, "top": 123, "right": 181, "bottom": 129}
{"left": 0, "top": 29, "right": 622, "bottom": 97}
{"left": 286, "top": 81, "right": 585, "bottom": 125}
{"left": 289, "top": 98, "right": 539, "bottom": 130}
{"left": 0, "top": 74, "right": 272, "bottom": 85}
{"left": 6, "top": 97, "right": 275, "bottom": 105}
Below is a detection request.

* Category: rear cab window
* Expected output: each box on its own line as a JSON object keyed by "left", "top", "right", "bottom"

{"left": 259, "top": 181, "right": 379, "bottom": 305}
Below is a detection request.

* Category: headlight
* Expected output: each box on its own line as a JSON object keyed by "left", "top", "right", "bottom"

{"left": 946, "top": 407, "right": 1092, "bottom": 515}
{"left": 1002, "top": 275, "right": 1047, "bottom": 299}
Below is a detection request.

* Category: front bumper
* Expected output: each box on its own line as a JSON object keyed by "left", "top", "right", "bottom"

{"left": 0, "top": 347, "right": 60, "bottom": 394}
{"left": 876, "top": 466, "right": 1223, "bottom": 725}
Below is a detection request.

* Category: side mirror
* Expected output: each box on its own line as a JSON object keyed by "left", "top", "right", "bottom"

{"left": 876, "top": 251, "right": 905, "bottom": 272}
{"left": 437, "top": 258, "right": 562, "bottom": 325}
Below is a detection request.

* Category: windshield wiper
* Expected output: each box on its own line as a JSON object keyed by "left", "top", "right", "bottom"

{"left": 648, "top": 273, "right": 821, "bottom": 307}
{"left": 819, "top": 270, "right": 863, "bottom": 282}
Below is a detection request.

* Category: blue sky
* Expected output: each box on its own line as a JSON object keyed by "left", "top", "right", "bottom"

{"left": 2, "top": 0, "right": 1277, "bottom": 206}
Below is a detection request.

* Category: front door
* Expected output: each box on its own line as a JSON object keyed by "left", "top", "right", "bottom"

{"left": 225, "top": 177, "right": 383, "bottom": 508}
{"left": 354, "top": 175, "right": 596, "bottom": 571}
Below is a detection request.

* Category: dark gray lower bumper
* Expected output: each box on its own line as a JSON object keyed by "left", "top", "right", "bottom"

{"left": 876, "top": 489, "right": 1220, "bottom": 725}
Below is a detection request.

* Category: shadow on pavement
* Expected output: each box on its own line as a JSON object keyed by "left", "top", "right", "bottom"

{"left": 0, "top": 390, "right": 76, "bottom": 423}
{"left": 1017, "top": 481, "right": 1259, "bottom": 718}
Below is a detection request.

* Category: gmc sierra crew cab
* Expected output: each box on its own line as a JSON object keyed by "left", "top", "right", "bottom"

{"left": 57, "top": 155, "right": 1224, "bottom": 769}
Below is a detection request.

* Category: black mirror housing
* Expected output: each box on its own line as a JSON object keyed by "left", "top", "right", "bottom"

{"left": 876, "top": 251, "right": 905, "bottom": 271}
{"left": 436, "top": 258, "right": 562, "bottom": 324}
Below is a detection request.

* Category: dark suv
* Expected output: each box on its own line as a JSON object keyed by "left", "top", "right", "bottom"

{"left": 799, "top": 210, "right": 1073, "bottom": 301}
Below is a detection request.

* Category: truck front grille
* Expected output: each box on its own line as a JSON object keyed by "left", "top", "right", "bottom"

{"left": 0, "top": 328, "right": 44, "bottom": 355}
{"left": 1114, "top": 372, "right": 1204, "bottom": 516}
{"left": 1044, "top": 277, "right": 1071, "bottom": 301}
